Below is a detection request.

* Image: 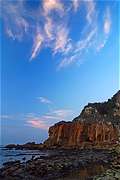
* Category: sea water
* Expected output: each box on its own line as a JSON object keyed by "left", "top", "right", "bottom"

{"left": 0, "top": 145, "right": 48, "bottom": 167}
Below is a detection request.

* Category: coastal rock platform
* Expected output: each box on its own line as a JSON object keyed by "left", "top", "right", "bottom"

{"left": 0, "top": 148, "right": 120, "bottom": 180}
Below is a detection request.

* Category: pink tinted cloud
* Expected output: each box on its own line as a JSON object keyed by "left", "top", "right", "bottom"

{"left": 43, "top": 0, "right": 64, "bottom": 15}
{"left": 26, "top": 108, "right": 74, "bottom": 129}
{"left": 27, "top": 119, "right": 49, "bottom": 130}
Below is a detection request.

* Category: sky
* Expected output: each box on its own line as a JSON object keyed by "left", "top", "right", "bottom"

{"left": 0, "top": 0, "right": 119, "bottom": 145}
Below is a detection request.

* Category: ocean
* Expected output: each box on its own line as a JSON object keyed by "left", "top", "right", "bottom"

{"left": 0, "top": 145, "right": 48, "bottom": 167}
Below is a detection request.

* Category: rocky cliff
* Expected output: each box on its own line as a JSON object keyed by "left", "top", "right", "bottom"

{"left": 44, "top": 91, "right": 120, "bottom": 148}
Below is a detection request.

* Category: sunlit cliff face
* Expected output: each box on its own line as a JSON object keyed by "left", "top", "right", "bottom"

{"left": 44, "top": 121, "right": 118, "bottom": 147}
{"left": 44, "top": 91, "right": 120, "bottom": 148}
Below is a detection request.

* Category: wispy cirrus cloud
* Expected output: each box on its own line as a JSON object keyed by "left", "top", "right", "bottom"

{"left": 27, "top": 119, "right": 49, "bottom": 130}
{"left": 57, "top": 0, "right": 97, "bottom": 69}
{"left": 0, "top": 109, "right": 74, "bottom": 131}
{"left": 86, "top": 0, "right": 95, "bottom": 25}
{"left": 72, "top": 0, "right": 80, "bottom": 12}
{"left": 45, "top": 109, "right": 74, "bottom": 120}
{"left": 53, "top": 25, "right": 69, "bottom": 54}
{"left": 44, "top": 17, "right": 54, "bottom": 40}
{"left": 1, "top": 0, "right": 112, "bottom": 68}
{"left": 0, "top": 113, "right": 30, "bottom": 122}
{"left": 43, "top": 0, "right": 64, "bottom": 15}
{"left": 97, "top": 7, "right": 111, "bottom": 52}
{"left": 104, "top": 7, "right": 111, "bottom": 35}
{"left": 30, "top": 31, "right": 44, "bottom": 60}
{"left": 26, "top": 108, "right": 74, "bottom": 129}
{"left": 1, "top": 0, "right": 29, "bottom": 41}
{"left": 37, "top": 97, "right": 53, "bottom": 104}
{"left": 58, "top": 28, "right": 97, "bottom": 69}
{"left": 0, "top": 114, "right": 13, "bottom": 120}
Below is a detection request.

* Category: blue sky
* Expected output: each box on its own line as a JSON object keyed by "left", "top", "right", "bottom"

{"left": 1, "top": 0, "right": 119, "bottom": 145}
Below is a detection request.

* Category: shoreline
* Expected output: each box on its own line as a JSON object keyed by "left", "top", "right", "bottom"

{"left": 0, "top": 148, "right": 120, "bottom": 180}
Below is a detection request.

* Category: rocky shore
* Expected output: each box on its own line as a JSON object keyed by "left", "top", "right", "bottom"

{"left": 0, "top": 148, "right": 120, "bottom": 180}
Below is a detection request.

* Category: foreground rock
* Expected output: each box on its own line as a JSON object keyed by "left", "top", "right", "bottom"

{"left": 44, "top": 91, "right": 120, "bottom": 148}
{"left": 0, "top": 149, "right": 120, "bottom": 180}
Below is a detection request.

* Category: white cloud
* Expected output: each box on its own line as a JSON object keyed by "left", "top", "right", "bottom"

{"left": 54, "top": 25, "right": 69, "bottom": 54}
{"left": 104, "top": 7, "right": 111, "bottom": 35}
{"left": 30, "top": 32, "right": 44, "bottom": 60}
{"left": 75, "top": 28, "right": 97, "bottom": 53}
{"left": 72, "top": 0, "right": 80, "bottom": 12}
{"left": 44, "top": 17, "right": 54, "bottom": 40}
{"left": 0, "top": 115, "right": 13, "bottom": 120}
{"left": 58, "top": 56, "right": 75, "bottom": 69}
{"left": 96, "top": 38, "right": 107, "bottom": 52}
{"left": 43, "top": 0, "right": 64, "bottom": 15}
{"left": 2, "top": 0, "right": 29, "bottom": 41}
{"left": 26, "top": 108, "right": 74, "bottom": 129}
{"left": 37, "top": 97, "right": 53, "bottom": 104}
{"left": 46, "top": 109, "right": 74, "bottom": 120}
{"left": 96, "top": 7, "right": 111, "bottom": 52}
{"left": 6, "top": 28, "right": 15, "bottom": 40}
{"left": 58, "top": 28, "right": 97, "bottom": 68}
{"left": 86, "top": 0, "right": 95, "bottom": 24}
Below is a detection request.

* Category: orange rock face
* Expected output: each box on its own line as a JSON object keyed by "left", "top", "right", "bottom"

{"left": 44, "top": 121, "right": 118, "bottom": 147}
{"left": 44, "top": 91, "right": 120, "bottom": 148}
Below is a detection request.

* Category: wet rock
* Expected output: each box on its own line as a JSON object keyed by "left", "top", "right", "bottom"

{"left": 3, "top": 160, "right": 21, "bottom": 167}
{"left": 0, "top": 149, "right": 119, "bottom": 180}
